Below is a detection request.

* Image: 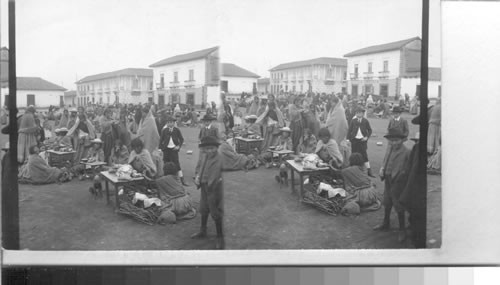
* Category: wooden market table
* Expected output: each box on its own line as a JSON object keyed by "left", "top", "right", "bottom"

{"left": 285, "top": 160, "right": 331, "bottom": 201}
{"left": 81, "top": 161, "right": 107, "bottom": 178}
{"left": 99, "top": 171, "right": 145, "bottom": 209}
{"left": 46, "top": 150, "right": 76, "bottom": 168}
{"left": 234, "top": 137, "right": 264, "bottom": 155}
{"left": 270, "top": 149, "right": 294, "bottom": 165}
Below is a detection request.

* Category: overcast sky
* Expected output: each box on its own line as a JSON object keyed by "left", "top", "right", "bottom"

{"left": 1, "top": 0, "right": 440, "bottom": 90}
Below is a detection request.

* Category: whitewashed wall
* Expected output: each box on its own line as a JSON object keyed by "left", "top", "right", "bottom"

{"left": 17, "top": 90, "right": 64, "bottom": 108}
{"left": 400, "top": 78, "right": 441, "bottom": 99}
{"left": 347, "top": 50, "right": 401, "bottom": 79}
{"left": 221, "top": 76, "right": 257, "bottom": 94}
{"left": 152, "top": 58, "right": 206, "bottom": 89}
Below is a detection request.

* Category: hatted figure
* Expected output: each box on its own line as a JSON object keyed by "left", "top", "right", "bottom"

{"left": 256, "top": 99, "right": 285, "bottom": 152}
{"left": 99, "top": 107, "right": 118, "bottom": 163}
{"left": 192, "top": 136, "right": 225, "bottom": 250}
{"left": 159, "top": 116, "right": 188, "bottom": 186}
{"left": 66, "top": 108, "right": 96, "bottom": 164}
{"left": 347, "top": 107, "right": 374, "bottom": 177}
{"left": 198, "top": 114, "right": 220, "bottom": 142}
{"left": 288, "top": 97, "right": 304, "bottom": 154}
{"left": 17, "top": 106, "right": 39, "bottom": 163}
{"left": 374, "top": 128, "right": 410, "bottom": 243}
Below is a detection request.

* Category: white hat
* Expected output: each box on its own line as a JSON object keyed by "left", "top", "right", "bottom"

{"left": 245, "top": 115, "right": 258, "bottom": 120}
{"left": 280, "top": 127, "right": 292, "bottom": 133}
{"left": 59, "top": 127, "right": 68, "bottom": 132}
{"left": 54, "top": 128, "right": 61, "bottom": 133}
{"left": 91, "top": 138, "right": 103, "bottom": 144}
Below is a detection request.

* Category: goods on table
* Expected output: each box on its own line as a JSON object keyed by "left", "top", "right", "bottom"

{"left": 302, "top": 154, "right": 329, "bottom": 170}
{"left": 115, "top": 164, "right": 143, "bottom": 180}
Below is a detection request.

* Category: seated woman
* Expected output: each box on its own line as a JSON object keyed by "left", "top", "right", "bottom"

{"left": 128, "top": 137, "right": 157, "bottom": 179}
{"left": 241, "top": 115, "right": 261, "bottom": 137}
{"left": 259, "top": 127, "right": 293, "bottom": 168}
{"left": 109, "top": 138, "right": 129, "bottom": 165}
{"left": 298, "top": 128, "right": 317, "bottom": 154}
{"left": 155, "top": 162, "right": 197, "bottom": 221}
{"left": 86, "top": 138, "right": 105, "bottom": 163}
{"left": 18, "top": 145, "right": 70, "bottom": 184}
{"left": 218, "top": 135, "right": 259, "bottom": 171}
{"left": 341, "top": 153, "right": 381, "bottom": 213}
{"left": 315, "top": 127, "right": 343, "bottom": 169}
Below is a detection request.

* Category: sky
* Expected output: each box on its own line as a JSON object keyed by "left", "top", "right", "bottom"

{"left": 1, "top": 0, "right": 440, "bottom": 90}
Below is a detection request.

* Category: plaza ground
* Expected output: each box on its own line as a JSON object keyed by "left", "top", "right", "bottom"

{"left": 0, "top": 113, "right": 441, "bottom": 250}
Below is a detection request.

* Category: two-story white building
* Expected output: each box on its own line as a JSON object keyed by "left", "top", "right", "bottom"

{"left": 257, "top": 78, "right": 270, "bottom": 94}
{"left": 76, "top": 68, "right": 153, "bottom": 106}
{"left": 220, "top": 63, "right": 260, "bottom": 100}
{"left": 149, "top": 46, "right": 220, "bottom": 109}
{"left": 15, "top": 77, "right": 67, "bottom": 108}
{"left": 269, "top": 57, "right": 347, "bottom": 95}
{"left": 344, "top": 36, "right": 441, "bottom": 99}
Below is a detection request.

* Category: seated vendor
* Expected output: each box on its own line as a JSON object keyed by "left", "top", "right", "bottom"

{"left": 18, "top": 145, "right": 70, "bottom": 184}
{"left": 218, "top": 134, "right": 260, "bottom": 171}
{"left": 242, "top": 115, "right": 261, "bottom": 137}
{"left": 109, "top": 138, "right": 129, "bottom": 166}
{"left": 341, "top": 153, "right": 381, "bottom": 212}
{"left": 316, "top": 127, "right": 343, "bottom": 169}
{"left": 128, "top": 137, "right": 157, "bottom": 179}
{"left": 86, "top": 138, "right": 105, "bottom": 163}
{"left": 298, "top": 128, "right": 317, "bottom": 154}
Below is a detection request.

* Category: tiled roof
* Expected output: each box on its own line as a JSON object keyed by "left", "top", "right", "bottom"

{"left": 222, "top": 63, "right": 260, "bottom": 78}
{"left": 17, "top": 77, "right": 66, "bottom": 91}
{"left": 149, "top": 46, "right": 219, "bottom": 67}
{"left": 257, "top": 78, "right": 270, "bottom": 84}
{"left": 77, "top": 68, "right": 153, "bottom": 84}
{"left": 344, "top": 37, "right": 421, "bottom": 57}
{"left": 428, "top": 67, "right": 441, "bottom": 81}
{"left": 269, "top": 57, "right": 347, "bottom": 71}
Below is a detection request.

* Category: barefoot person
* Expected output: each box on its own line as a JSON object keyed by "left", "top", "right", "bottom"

{"left": 192, "top": 136, "right": 224, "bottom": 249}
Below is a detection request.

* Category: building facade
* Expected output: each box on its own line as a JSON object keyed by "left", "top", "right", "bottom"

{"left": 269, "top": 57, "right": 347, "bottom": 95}
{"left": 15, "top": 77, "right": 66, "bottom": 108}
{"left": 64, "top": 90, "right": 77, "bottom": 107}
{"left": 149, "top": 47, "right": 220, "bottom": 109}
{"left": 257, "top": 78, "right": 270, "bottom": 94}
{"left": 344, "top": 37, "right": 440, "bottom": 99}
{"left": 76, "top": 68, "right": 153, "bottom": 106}
{"left": 220, "top": 63, "right": 260, "bottom": 100}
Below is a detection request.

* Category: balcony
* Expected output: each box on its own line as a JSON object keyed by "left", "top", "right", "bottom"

{"left": 363, "top": 72, "right": 374, "bottom": 80}
{"left": 169, "top": 81, "right": 180, "bottom": 89}
{"left": 378, "top": 71, "right": 390, "bottom": 79}
{"left": 184, "top": 79, "right": 196, "bottom": 88}
{"left": 350, "top": 73, "right": 359, "bottom": 80}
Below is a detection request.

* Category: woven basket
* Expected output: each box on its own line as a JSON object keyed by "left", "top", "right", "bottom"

{"left": 48, "top": 152, "right": 74, "bottom": 168}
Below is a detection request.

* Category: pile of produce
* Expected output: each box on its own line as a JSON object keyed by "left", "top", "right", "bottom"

{"left": 110, "top": 164, "right": 143, "bottom": 179}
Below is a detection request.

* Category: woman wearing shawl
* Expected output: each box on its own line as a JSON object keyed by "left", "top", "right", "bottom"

{"left": 247, "top": 96, "right": 260, "bottom": 116}
{"left": 341, "top": 153, "right": 381, "bottom": 213}
{"left": 67, "top": 110, "right": 96, "bottom": 163}
{"left": 18, "top": 145, "right": 67, "bottom": 184}
{"left": 302, "top": 103, "right": 321, "bottom": 138}
{"left": 128, "top": 137, "right": 157, "bottom": 178}
{"left": 17, "top": 106, "right": 39, "bottom": 163}
{"left": 109, "top": 138, "right": 130, "bottom": 165}
{"left": 57, "top": 108, "right": 70, "bottom": 129}
{"left": 288, "top": 97, "right": 304, "bottom": 154}
{"left": 256, "top": 100, "right": 285, "bottom": 152}
{"left": 218, "top": 135, "right": 259, "bottom": 171}
{"left": 326, "top": 96, "right": 351, "bottom": 167}
{"left": 136, "top": 106, "right": 160, "bottom": 154}
{"left": 99, "top": 107, "right": 117, "bottom": 163}
{"left": 316, "top": 128, "right": 343, "bottom": 169}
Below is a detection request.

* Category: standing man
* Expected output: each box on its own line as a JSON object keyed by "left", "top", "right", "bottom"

{"left": 387, "top": 106, "right": 409, "bottom": 139}
{"left": 221, "top": 94, "right": 234, "bottom": 136}
{"left": 159, "top": 115, "right": 188, "bottom": 186}
{"left": 192, "top": 136, "right": 224, "bottom": 250}
{"left": 199, "top": 114, "right": 220, "bottom": 142}
{"left": 375, "top": 128, "right": 410, "bottom": 243}
{"left": 347, "top": 107, "right": 374, "bottom": 177}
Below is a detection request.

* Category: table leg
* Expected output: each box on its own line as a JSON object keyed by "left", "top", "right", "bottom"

{"left": 299, "top": 174, "right": 304, "bottom": 202}
{"left": 115, "top": 184, "right": 120, "bottom": 210}
{"left": 290, "top": 168, "right": 295, "bottom": 194}
{"left": 105, "top": 180, "right": 110, "bottom": 205}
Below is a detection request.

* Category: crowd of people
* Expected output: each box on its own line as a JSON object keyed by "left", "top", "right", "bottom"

{"left": 0, "top": 89, "right": 439, "bottom": 249}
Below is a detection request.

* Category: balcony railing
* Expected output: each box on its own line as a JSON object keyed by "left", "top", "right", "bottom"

{"left": 350, "top": 73, "right": 359, "bottom": 80}
{"left": 363, "top": 72, "right": 374, "bottom": 79}
{"left": 378, "top": 71, "right": 390, "bottom": 79}
{"left": 170, "top": 81, "right": 180, "bottom": 89}
{"left": 184, "top": 80, "right": 196, "bottom": 88}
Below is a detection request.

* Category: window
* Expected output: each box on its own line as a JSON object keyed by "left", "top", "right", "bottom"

{"left": 186, "top": 93, "right": 195, "bottom": 106}
{"left": 383, "top": 60, "right": 389, "bottom": 72}
{"left": 174, "top": 71, "right": 178, "bottom": 83}
{"left": 27, "top": 94, "right": 35, "bottom": 106}
{"left": 160, "top": 74, "right": 164, "bottom": 88}
{"left": 343, "top": 71, "right": 347, "bottom": 80}
{"left": 368, "top": 62, "right": 373, "bottom": 73}
{"left": 133, "top": 76, "right": 139, "bottom": 89}
{"left": 380, "top": 84, "right": 388, "bottom": 97}
{"left": 352, "top": 85, "right": 358, "bottom": 96}
{"left": 189, "top": 69, "right": 194, "bottom": 81}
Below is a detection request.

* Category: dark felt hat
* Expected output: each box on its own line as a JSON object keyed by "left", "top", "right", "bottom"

{"left": 199, "top": 136, "right": 220, "bottom": 148}
{"left": 392, "top": 106, "right": 403, "bottom": 113}
{"left": 201, "top": 114, "right": 216, "bottom": 121}
{"left": 384, "top": 128, "right": 406, "bottom": 139}
{"left": 165, "top": 115, "right": 176, "bottom": 122}
{"left": 355, "top": 106, "right": 365, "bottom": 113}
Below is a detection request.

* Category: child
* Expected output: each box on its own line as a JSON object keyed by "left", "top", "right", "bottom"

{"left": 192, "top": 136, "right": 224, "bottom": 250}
{"left": 159, "top": 115, "right": 188, "bottom": 186}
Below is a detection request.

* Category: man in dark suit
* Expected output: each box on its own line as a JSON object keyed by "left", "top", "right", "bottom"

{"left": 159, "top": 115, "right": 188, "bottom": 186}
{"left": 387, "top": 106, "right": 409, "bottom": 140}
{"left": 199, "top": 114, "right": 220, "bottom": 142}
{"left": 347, "top": 107, "right": 374, "bottom": 177}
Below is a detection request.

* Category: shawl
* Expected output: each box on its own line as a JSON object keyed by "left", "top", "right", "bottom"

{"left": 218, "top": 141, "right": 248, "bottom": 171}
{"left": 255, "top": 105, "right": 285, "bottom": 127}
{"left": 66, "top": 117, "right": 96, "bottom": 139}
{"left": 128, "top": 149, "right": 157, "bottom": 175}
{"left": 341, "top": 165, "right": 371, "bottom": 192}
{"left": 276, "top": 135, "right": 293, "bottom": 151}
{"left": 288, "top": 104, "right": 302, "bottom": 122}
{"left": 110, "top": 145, "right": 130, "bottom": 165}
{"left": 156, "top": 175, "right": 186, "bottom": 199}
{"left": 57, "top": 114, "right": 70, "bottom": 128}
{"left": 326, "top": 103, "right": 348, "bottom": 145}
{"left": 247, "top": 102, "right": 260, "bottom": 115}
{"left": 315, "top": 139, "right": 343, "bottom": 165}
{"left": 19, "top": 154, "right": 61, "bottom": 184}
{"left": 137, "top": 109, "right": 160, "bottom": 153}
{"left": 383, "top": 144, "right": 410, "bottom": 182}
{"left": 87, "top": 148, "right": 105, "bottom": 162}
{"left": 299, "top": 134, "right": 317, "bottom": 154}
{"left": 18, "top": 112, "right": 37, "bottom": 134}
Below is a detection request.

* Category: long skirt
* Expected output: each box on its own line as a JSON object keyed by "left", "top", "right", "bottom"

{"left": 101, "top": 131, "right": 114, "bottom": 163}
{"left": 260, "top": 124, "right": 280, "bottom": 152}
{"left": 289, "top": 119, "right": 303, "bottom": 153}
{"left": 17, "top": 133, "right": 37, "bottom": 163}
{"left": 427, "top": 123, "right": 440, "bottom": 154}
{"left": 344, "top": 185, "right": 381, "bottom": 213}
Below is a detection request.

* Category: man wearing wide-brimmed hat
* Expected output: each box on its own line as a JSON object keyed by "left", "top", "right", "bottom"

{"left": 374, "top": 127, "right": 410, "bottom": 243}
{"left": 192, "top": 135, "right": 224, "bottom": 249}
{"left": 159, "top": 115, "right": 188, "bottom": 186}
{"left": 347, "top": 106, "right": 375, "bottom": 177}
{"left": 387, "top": 106, "right": 409, "bottom": 140}
{"left": 199, "top": 113, "right": 220, "bottom": 142}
